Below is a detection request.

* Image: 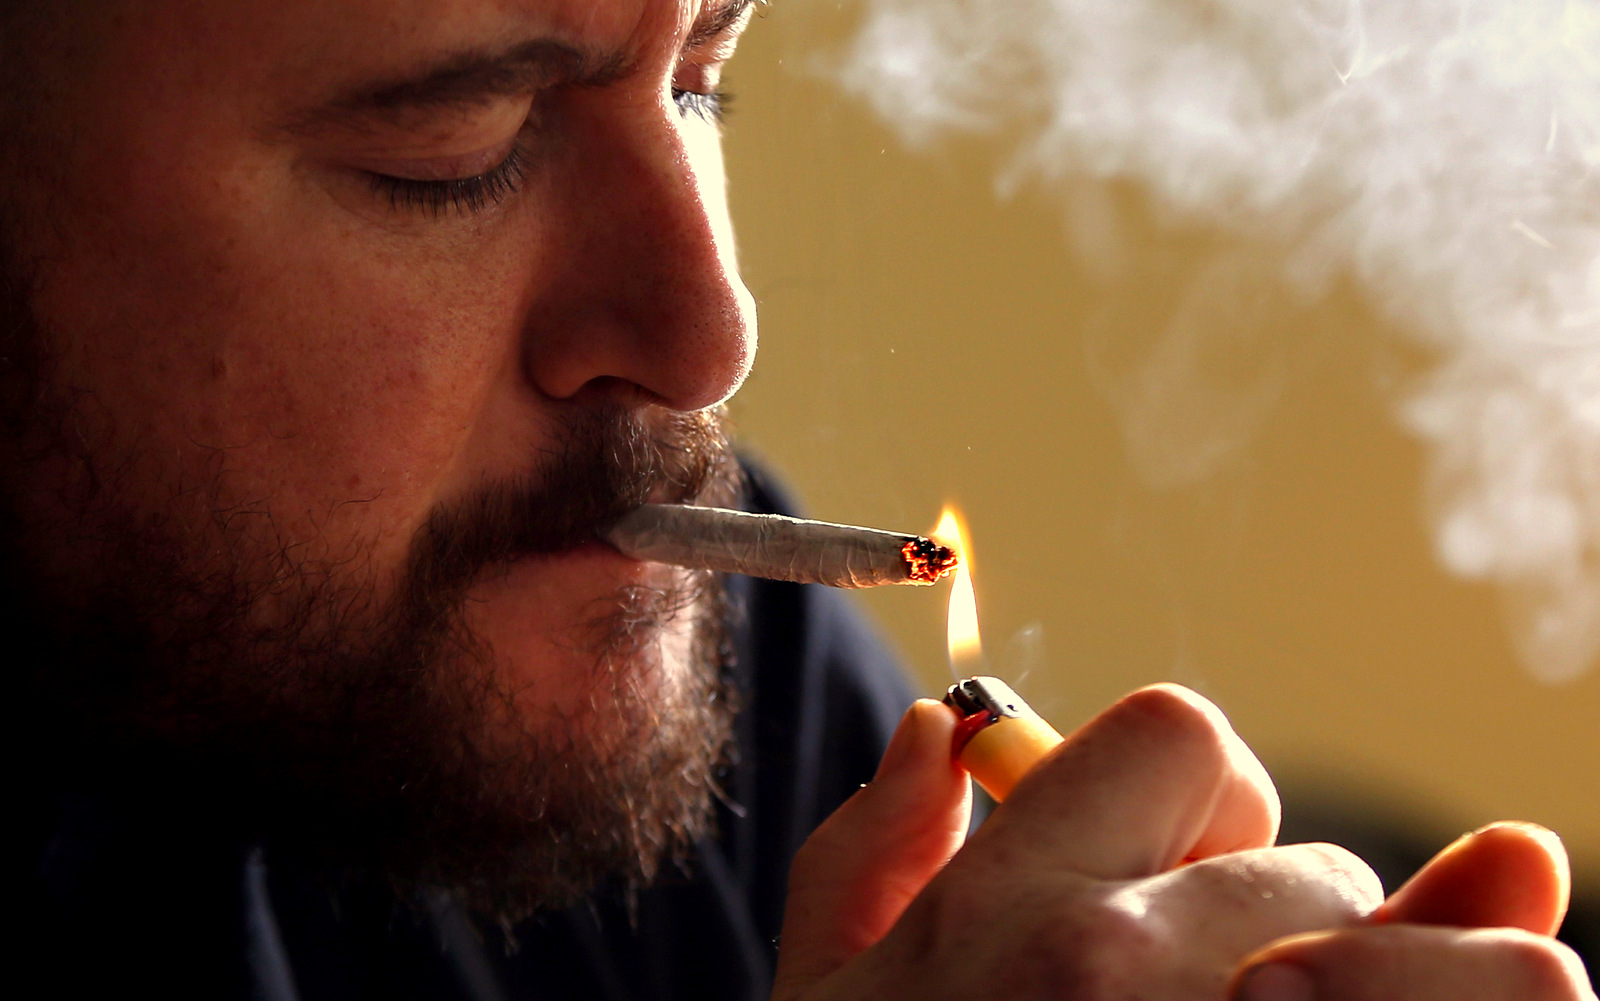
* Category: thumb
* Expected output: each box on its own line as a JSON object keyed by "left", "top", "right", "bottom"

{"left": 771, "top": 699, "right": 972, "bottom": 1001}
{"left": 1375, "top": 822, "right": 1570, "bottom": 935}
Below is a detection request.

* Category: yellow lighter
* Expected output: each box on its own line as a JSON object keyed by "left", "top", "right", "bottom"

{"left": 943, "top": 676, "right": 1066, "bottom": 802}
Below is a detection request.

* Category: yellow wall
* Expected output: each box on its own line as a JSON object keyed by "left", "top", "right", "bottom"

{"left": 723, "top": 4, "right": 1599, "bottom": 871}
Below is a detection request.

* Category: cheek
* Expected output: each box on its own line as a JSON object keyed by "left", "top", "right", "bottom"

{"left": 31, "top": 155, "right": 540, "bottom": 576}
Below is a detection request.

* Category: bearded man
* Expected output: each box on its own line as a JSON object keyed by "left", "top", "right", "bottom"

{"left": 7, "top": 2, "right": 1593, "bottom": 1000}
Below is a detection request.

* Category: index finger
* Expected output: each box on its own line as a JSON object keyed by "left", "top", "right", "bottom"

{"left": 961, "top": 684, "right": 1279, "bottom": 880}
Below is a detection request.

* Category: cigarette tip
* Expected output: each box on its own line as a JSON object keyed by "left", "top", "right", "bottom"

{"left": 901, "top": 537, "right": 959, "bottom": 584}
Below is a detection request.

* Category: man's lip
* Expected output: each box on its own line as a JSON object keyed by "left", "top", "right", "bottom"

{"left": 531, "top": 537, "right": 643, "bottom": 570}
{"left": 582, "top": 498, "right": 703, "bottom": 561}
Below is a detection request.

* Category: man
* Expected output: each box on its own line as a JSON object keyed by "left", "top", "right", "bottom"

{"left": 5, "top": 2, "right": 1592, "bottom": 999}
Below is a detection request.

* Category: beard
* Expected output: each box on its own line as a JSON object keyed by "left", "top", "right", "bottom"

{"left": 2, "top": 246, "right": 745, "bottom": 922}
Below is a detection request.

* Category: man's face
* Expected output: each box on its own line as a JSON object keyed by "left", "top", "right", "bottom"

{"left": 5, "top": 0, "right": 757, "bottom": 914}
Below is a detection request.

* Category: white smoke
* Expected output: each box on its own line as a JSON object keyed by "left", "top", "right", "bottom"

{"left": 832, "top": 0, "right": 1600, "bottom": 683}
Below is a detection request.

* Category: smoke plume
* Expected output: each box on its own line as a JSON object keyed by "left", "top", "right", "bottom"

{"left": 834, "top": 0, "right": 1600, "bottom": 682}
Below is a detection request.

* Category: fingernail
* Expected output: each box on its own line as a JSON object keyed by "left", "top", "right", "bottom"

{"left": 1475, "top": 820, "right": 1565, "bottom": 851}
{"left": 1235, "top": 963, "right": 1315, "bottom": 1001}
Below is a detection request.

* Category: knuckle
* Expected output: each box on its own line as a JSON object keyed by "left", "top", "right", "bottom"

{"left": 1493, "top": 932, "right": 1591, "bottom": 999}
{"left": 891, "top": 867, "right": 999, "bottom": 967}
{"left": 1109, "top": 684, "right": 1231, "bottom": 759}
{"left": 787, "top": 823, "right": 834, "bottom": 877}
{"left": 785, "top": 818, "right": 854, "bottom": 896}
{"left": 1291, "top": 841, "right": 1365, "bottom": 870}
{"left": 785, "top": 837, "right": 823, "bottom": 894}
{"left": 1170, "top": 854, "right": 1247, "bottom": 897}
{"left": 1171, "top": 845, "right": 1381, "bottom": 926}
{"left": 905, "top": 877, "right": 1167, "bottom": 1000}
{"left": 1168, "top": 853, "right": 1295, "bottom": 919}
{"left": 1009, "top": 887, "right": 1164, "bottom": 998}
{"left": 1290, "top": 842, "right": 1385, "bottom": 909}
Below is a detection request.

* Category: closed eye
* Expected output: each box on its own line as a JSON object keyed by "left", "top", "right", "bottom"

{"left": 365, "top": 142, "right": 531, "bottom": 217}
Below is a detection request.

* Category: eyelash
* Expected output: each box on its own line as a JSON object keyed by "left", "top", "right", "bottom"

{"left": 674, "top": 87, "right": 730, "bottom": 124}
{"left": 366, "top": 87, "right": 728, "bottom": 218}
{"left": 367, "top": 143, "right": 531, "bottom": 218}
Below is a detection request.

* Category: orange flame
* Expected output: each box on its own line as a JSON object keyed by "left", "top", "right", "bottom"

{"left": 932, "top": 506, "right": 983, "bottom": 675}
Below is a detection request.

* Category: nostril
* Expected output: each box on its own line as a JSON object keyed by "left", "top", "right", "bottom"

{"left": 560, "top": 375, "right": 662, "bottom": 410}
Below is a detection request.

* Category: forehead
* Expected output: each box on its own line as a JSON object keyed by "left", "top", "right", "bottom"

{"left": 128, "top": 0, "right": 705, "bottom": 49}
{"left": 77, "top": 0, "right": 723, "bottom": 109}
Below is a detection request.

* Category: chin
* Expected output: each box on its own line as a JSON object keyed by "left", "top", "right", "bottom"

{"left": 459, "top": 549, "right": 705, "bottom": 737}
{"left": 406, "top": 559, "right": 733, "bottom": 919}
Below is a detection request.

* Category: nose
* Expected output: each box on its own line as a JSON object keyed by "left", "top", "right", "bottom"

{"left": 522, "top": 95, "right": 757, "bottom": 413}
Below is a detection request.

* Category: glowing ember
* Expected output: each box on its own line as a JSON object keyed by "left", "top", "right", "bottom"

{"left": 901, "top": 536, "right": 959, "bottom": 584}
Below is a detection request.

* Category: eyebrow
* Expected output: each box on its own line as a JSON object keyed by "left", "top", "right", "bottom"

{"left": 285, "top": 0, "right": 760, "bottom": 135}
{"left": 686, "top": 0, "right": 760, "bottom": 50}
{"left": 288, "top": 39, "right": 617, "bottom": 135}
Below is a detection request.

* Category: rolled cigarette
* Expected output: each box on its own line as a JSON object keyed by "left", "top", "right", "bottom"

{"left": 943, "top": 676, "right": 1065, "bottom": 802}
{"left": 602, "top": 504, "right": 958, "bottom": 588}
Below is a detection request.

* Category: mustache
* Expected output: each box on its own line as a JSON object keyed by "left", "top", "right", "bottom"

{"left": 403, "top": 406, "right": 742, "bottom": 606}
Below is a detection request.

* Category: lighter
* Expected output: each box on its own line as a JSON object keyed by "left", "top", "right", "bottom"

{"left": 943, "top": 676, "right": 1066, "bottom": 802}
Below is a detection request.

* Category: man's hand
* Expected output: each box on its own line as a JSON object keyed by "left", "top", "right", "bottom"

{"left": 774, "top": 685, "right": 1376, "bottom": 999}
{"left": 771, "top": 686, "right": 1594, "bottom": 1001}
{"left": 1233, "top": 821, "right": 1592, "bottom": 1000}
